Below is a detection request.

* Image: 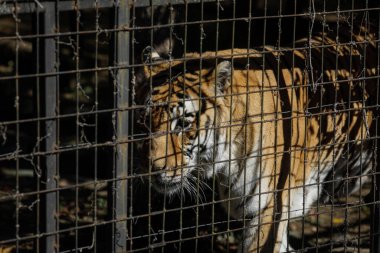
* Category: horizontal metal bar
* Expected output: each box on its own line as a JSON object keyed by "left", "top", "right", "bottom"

{"left": 132, "top": 0, "right": 222, "bottom": 7}
{"left": 0, "top": 0, "right": 114, "bottom": 14}
{"left": 1, "top": 8, "right": 379, "bottom": 41}
{"left": 1, "top": 162, "right": 378, "bottom": 204}
{"left": 0, "top": 195, "right": 378, "bottom": 246}
{"left": 0, "top": 0, "right": 42, "bottom": 14}
{"left": 1, "top": 132, "right": 379, "bottom": 175}
{"left": 0, "top": 0, "right": 221, "bottom": 15}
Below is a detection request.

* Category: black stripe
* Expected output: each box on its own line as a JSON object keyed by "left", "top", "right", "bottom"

{"left": 260, "top": 51, "right": 293, "bottom": 253}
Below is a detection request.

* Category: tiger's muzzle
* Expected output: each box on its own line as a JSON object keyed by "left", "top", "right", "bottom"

{"left": 151, "top": 166, "right": 188, "bottom": 194}
{"left": 149, "top": 134, "right": 192, "bottom": 194}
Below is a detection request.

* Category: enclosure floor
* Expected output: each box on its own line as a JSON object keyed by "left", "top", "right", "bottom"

{"left": 0, "top": 171, "right": 372, "bottom": 253}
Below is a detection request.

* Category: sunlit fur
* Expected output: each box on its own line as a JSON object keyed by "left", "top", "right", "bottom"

{"left": 137, "top": 26, "right": 378, "bottom": 252}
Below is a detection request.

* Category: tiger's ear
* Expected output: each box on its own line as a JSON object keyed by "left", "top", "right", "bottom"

{"left": 142, "top": 46, "right": 166, "bottom": 78}
{"left": 214, "top": 61, "right": 232, "bottom": 92}
{"left": 142, "top": 46, "right": 163, "bottom": 64}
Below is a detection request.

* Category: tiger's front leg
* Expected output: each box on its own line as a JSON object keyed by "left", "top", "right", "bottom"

{"left": 243, "top": 208, "right": 273, "bottom": 253}
{"left": 244, "top": 197, "right": 289, "bottom": 253}
{"left": 242, "top": 167, "right": 297, "bottom": 253}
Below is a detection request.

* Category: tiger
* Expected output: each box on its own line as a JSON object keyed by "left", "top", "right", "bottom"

{"left": 136, "top": 26, "right": 379, "bottom": 252}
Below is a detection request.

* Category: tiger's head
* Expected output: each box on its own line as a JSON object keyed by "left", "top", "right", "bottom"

{"left": 137, "top": 53, "right": 232, "bottom": 196}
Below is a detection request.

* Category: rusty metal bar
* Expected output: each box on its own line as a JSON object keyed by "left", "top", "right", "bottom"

{"left": 132, "top": 0, "right": 221, "bottom": 7}
{"left": 370, "top": 11, "right": 380, "bottom": 253}
{"left": 113, "top": 0, "right": 130, "bottom": 252}
{"left": 43, "top": 2, "right": 58, "bottom": 253}
{"left": 0, "top": 0, "right": 221, "bottom": 15}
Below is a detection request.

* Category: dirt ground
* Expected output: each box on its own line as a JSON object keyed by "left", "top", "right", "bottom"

{"left": 0, "top": 169, "right": 375, "bottom": 253}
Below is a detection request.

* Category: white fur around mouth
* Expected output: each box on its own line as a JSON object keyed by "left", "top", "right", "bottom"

{"left": 151, "top": 173, "right": 210, "bottom": 202}
{"left": 152, "top": 183, "right": 182, "bottom": 196}
{"left": 152, "top": 176, "right": 184, "bottom": 195}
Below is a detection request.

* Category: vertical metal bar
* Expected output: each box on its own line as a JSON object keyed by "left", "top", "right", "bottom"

{"left": 372, "top": 167, "right": 380, "bottom": 253}
{"left": 35, "top": 2, "right": 42, "bottom": 252}
{"left": 371, "top": 10, "right": 380, "bottom": 253}
{"left": 372, "top": 161, "right": 380, "bottom": 252}
{"left": 14, "top": 1, "right": 20, "bottom": 252}
{"left": 44, "top": 2, "right": 58, "bottom": 253}
{"left": 114, "top": 0, "right": 129, "bottom": 252}
{"left": 147, "top": 3, "right": 154, "bottom": 251}
{"left": 94, "top": 1, "right": 100, "bottom": 252}
{"left": 129, "top": 2, "right": 137, "bottom": 251}
{"left": 74, "top": 1, "right": 81, "bottom": 252}
{"left": 227, "top": 1, "right": 237, "bottom": 252}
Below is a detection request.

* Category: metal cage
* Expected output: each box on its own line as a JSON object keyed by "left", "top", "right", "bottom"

{"left": 0, "top": 0, "right": 379, "bottom": 252}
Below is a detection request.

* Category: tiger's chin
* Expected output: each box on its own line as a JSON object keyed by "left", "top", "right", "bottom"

{"left": 152, "top": 181, "right": 183, "bottom": 196}
{"left": 151, "top": 174, "right": 187, "bottom": 196}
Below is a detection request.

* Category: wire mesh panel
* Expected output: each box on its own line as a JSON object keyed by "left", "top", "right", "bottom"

{"left": 0, "top": 1, "right": 379, "bottom": 253}
{"left": 0, "top": 1, "right": 126, "bottom": 252}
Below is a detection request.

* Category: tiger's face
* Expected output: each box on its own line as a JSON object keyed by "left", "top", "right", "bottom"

{"left": 138, "top": 59, "right": 232, "bottom": 195}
